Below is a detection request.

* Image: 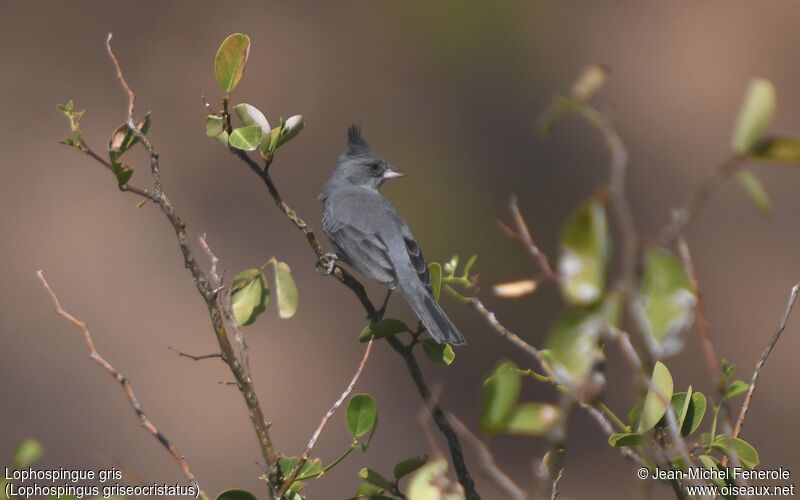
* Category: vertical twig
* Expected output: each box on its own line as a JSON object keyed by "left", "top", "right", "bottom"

{"left": 277, "top": 336, "right": 376, "bottom": 496}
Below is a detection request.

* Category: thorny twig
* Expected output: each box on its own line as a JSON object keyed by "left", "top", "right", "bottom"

{"left": 277, "top": 336, "right": 376, "bottom": 497}
{"left": 36, "top": 271, "right": 208, "bottom": 500}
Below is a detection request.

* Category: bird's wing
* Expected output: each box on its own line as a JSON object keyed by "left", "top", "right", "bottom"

{"left": 327, "top": 223, "right": 397, "bottom": 287}
{"left": 400, "top": 224, "right": 432, "bottom": 293}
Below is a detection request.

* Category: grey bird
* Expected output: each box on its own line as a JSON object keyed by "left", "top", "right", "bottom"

{"left": 320, "top": 126, "right": 466, "bottom": 345}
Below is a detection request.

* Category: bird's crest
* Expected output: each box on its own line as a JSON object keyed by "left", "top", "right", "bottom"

{"left": 346, "top": 124, "right": 371, "bottom": 156}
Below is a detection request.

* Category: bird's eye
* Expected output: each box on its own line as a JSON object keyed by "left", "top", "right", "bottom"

{"left": 370, "top": 164, "right": 381, "bottom": 173}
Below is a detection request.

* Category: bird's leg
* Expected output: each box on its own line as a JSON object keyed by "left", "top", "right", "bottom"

{"left": 377, "top": 289, "right": 393, "bottom": 319}
{"left": 315, "top": 252, "right": 339, "bottom": 276}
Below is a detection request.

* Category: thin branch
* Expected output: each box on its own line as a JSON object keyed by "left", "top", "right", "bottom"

{"left": 447, "top": 412, "right": 526, "bottom": 500}
{"left": 500, "top": 195, "right": 559, "bottom": 284}
{"left": 168, "top": 346, "right": 222, "bottom": 362}
{"left": 676, "top": 238, "right": 720, "bottom": 381}
{"left": 733, "top": 283, "right": 800, "bottom": 438}
{"left": 36, "top": 271, "right": 208, "bottom": 500}
{"left": 234, "top": 151, "right": 481, "bottom": 498}
{"left": 386, "top": 335, "right": 480, "bottom": 499}
{"left": 549, "top": 469, "right": 564, "bottom": 500}
{"left": 469, "top": 297, "right": 547, "bottom": 365}
{"left": 470, "top": 296, "right": 647, "bottom": 467}
{"left": 658, "top": 159, "right": 738, "bottom": 245}
{"left": 278, "top": 336, "right": 376, "bottom": 496}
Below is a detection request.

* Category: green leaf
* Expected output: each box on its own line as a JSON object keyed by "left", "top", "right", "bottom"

{"left": 346, "top": 393, "right": 377, "bottom": 438}
{"left": 732, "top": 78, "right": 775, "bottom": 155}
{"left": 736, "top": 169, "right": 772, "bottom": 214}
{"left": 699, "top": 455, "right": 730, "bottom": 490}
{"left": 505, "top": 403, "right": 560, "bottom": 436}
{"left": 558, "top": 199, "right": 609, "bottom": 305}
{"left": 234, "top": 103, "right": 270, "bottom": 143}
{"left": 216, "top": 489, "right": 257, "bottom": 500}
{"left": 406, "top": 459, "right": 453, "bottom": 500}
{"left": 277, "top": 115, "right": 305, "bottom": 147}
{"left": 428, "top": 262, "right": 442, "bottom": 302}
{"left": 462, "top": 254, "right": 478, "bottom": 278}
{"left": 231, "top": 269, "right": 268, "bottom": 326}
{"left": 725, "top": 380, "right": 749, "bottom": 399}
{"left": 278, "top": 456, "right": 323, "bottom": 481}
{"left": 358, "top": 468, "right": 395, "bottom": 491}
{"left": 13, "top": 439, "right": 43, "bottom": 468}
{"left": 111, "top": 161, "right": 134, "bottom": 188}
{"left": 684, "top": 392, "right": 706, "bottom": 436}
{"left": 480, "top": 361, "right": 521, "bottom": 435}
{"left": 358, "top": 319, "right": 409, "bottom": 342}
{"left": 638, "top": 361, "right": 674, "bottom": 433}
{"left": 752, "top": 135, "right": 800, "bottom": 163}
{"left": 635, "top": 247, "right": 696, "bottom": 357}
{"left": 273, "top": 261, "right": 299, "bottom": 319}
{"left": 421, "top": 340, "right": 455, "bottom": 366}
{"left": 355, "top": 482, "right": 385, "bottom": 497}
{"left": 228, "top": 125, "right": 263, "bottom": 151}
{"left": 443, "top": 255, "right": 459, "bottom": 277}
{"left": 214, "top": 33, "right": 251, "bottom": 93}
{"left": 206, "top": 115, "right": 225, "bottom": 137}
{"left": 393, "top": 455, "right": 428, "bottom": 480}
{"left": 710, "top": 436, "right": 759, "bottom": 469}
{"left": 542, "top": 295, "right": 620, "bottom": 388}
{"left": 608, "top": 432, "right": 642, "bottom": 448}
{"left": 664, "top": 388, "right": 693, "bottom": 432}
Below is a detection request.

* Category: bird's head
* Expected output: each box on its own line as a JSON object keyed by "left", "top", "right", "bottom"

{"left": 332, "top": 125, "right": 404, "bottom": 191}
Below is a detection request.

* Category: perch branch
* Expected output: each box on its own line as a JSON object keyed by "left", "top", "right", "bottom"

{"left": 235, "top": 152, "right": 480, "bottom": 499}
{"left": 733, "top": 283, "right": 800, "bottom": 438}
{"left": 277, "top": 335, "right": 376, "bottom": 496}
{"left": 36, "top": 271, "right": 208, "bottom": 500}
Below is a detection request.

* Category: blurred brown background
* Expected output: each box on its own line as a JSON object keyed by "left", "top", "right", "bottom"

{"left": 2, "top": 1, "right": 800, "bottom": 498}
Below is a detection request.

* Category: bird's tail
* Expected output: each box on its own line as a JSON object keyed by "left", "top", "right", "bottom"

{"left": 400, "top": 285, "right": 466, "bottom": 345}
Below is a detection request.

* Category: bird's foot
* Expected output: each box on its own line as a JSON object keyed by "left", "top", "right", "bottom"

{"left": 316, "top": 252, "right": 339, "bottom": 276}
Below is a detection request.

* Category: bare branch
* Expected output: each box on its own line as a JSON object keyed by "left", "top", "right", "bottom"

{"left": 677, "top": 238, "right": 720, "bottom": 381}
{"left": 549, "top": 469, "right": 564, "bottom": 500}
{"left": 734, "top": 283, "right": 800, "bottom": 438}
{"left": 278, "top": 336, "right": 376, "bottom": 496}
{"left": 62, "top": 37, "right": 281, "bottom": 488}
{"left": 447, "top": 412, "right": 526, "bottom": 500}
{"left": 168, "top": 346, "right": 222, "bottom": 362}
{"left": 499, "top": 195, "right": 559, "bottom": 283}
{"left": 36, "top": 271, "right": 207, "bottom": 500}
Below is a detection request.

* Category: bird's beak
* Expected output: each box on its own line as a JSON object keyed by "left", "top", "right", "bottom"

{"left": 382, "top": 167, "right": 405, "bottom": 180}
